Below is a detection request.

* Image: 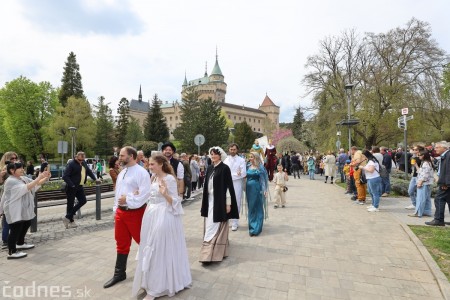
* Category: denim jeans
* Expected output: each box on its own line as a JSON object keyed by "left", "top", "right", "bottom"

{"left": 367, "top": 176, "right": 382, "bottom": 208}
{"left": 408, "top": 177, "right": 417, "bottom": 206}
{"left": 2, "top": 216, "right": 9, "bottom": 243}
{"left": 338, "top": 165, "right": 345, "bottom": 182}
{"left": 309, "top": 170, "right": 315, "bottom": 180}
{"left": 415, "top": 184, "right": 432, "bottom": 216}
{"left": 381, "top": 173, "right": 391, "bottom": 194}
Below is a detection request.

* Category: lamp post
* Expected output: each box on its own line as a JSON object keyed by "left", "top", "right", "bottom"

{"left": 345, "top": 84, "right": 355, "bottom": 151}
{"left": 68, "top": 127, "right": 77, "bottom": 159}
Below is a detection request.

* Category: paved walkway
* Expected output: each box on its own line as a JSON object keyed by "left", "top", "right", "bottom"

{"left": 1, "top": 176, "right": 449, "bottom": 299}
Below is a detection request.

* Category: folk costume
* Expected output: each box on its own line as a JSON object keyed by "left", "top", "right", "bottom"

{"left": 251, "top": 143, "right": 265, "bottom": 162}
{"left": 132, "top": 174, "right": 192, "bottom": 298}
{"left": 245, "top": 163, "right": 269, "bottom": 236}
{"left": 264, "top": 143, "right": 277, "bottom": 181}
{"left": 104, "top": 164, "right": 151, "bottom": 288}
{"left": 199, "top": 160, "right": 239, "bottom": 263}
{"left": 224, "top": 153, "right": 247, "bottom": 230}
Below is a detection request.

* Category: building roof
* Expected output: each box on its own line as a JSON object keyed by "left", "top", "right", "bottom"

{"left": 260, "top": 94, "right": 278, "bottom": 107}
{"left": 211, "top": 58, "right": 223, "bottom": 76}
{"left": 220, "top": 102, "right": 266, "bottom": 115}
{"left": 130, "top": 99, "right": 149, "bottom": 112}
{"left": 188, "top": 75, "right": 210, "bottom": 86}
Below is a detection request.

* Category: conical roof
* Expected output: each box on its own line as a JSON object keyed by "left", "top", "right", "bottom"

{"left": 211, "top": 59, "right": 223, "bottom": 76}
{"left": 260, "top": 94, "right": 276, "bottom": 106}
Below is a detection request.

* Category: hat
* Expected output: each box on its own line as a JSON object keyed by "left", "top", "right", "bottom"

{"left": 346, "top": 159, "right": 351, "bottom": 163}
{"left": 161, "top": 142, "right": 176, "bottom": 152}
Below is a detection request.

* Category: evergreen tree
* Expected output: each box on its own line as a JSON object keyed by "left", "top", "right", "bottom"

{"left": 115, "top": 97, "right": 130, "bottom": 148}
{"left": 94, "top": 96, "right": 114, "bottom": 156}
{"left": 126, "top": 116, "right": 144, "bottom": 146}
{"left": 59, "top": 52, "right": 84, "bottom": 106}
{"left": 292, "top": 106, "right": 305, "bottom": 141}
{"left": 234, "top": 121, "right": 255, "bottom": 152}
{"left": 173, "top": 89, "right": 201, "bottom": 151}
{"left": 196, "top": 99, "right": 228, "bottom": 152}
{"left": 144, "top": 94, "right": 170, "bottom": 142}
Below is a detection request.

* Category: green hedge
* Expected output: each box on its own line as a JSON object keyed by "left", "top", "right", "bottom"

{"left": 40, "top": 178, "right": 112, "bottom": 191}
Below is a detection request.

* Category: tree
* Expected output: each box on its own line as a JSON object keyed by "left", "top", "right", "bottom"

{"left": 271, "top": 128, "right": 293, "bottom": 146}
{"left": 197, "top": 99, "right": 229, "bottom": 151}
{"left": 59, "top": 52, "right": 84, "bottom": 106}
{"left": 234, "top": 121, "right": 255, "bottom": 151}
{"left": 276, "top": 137, "right": 305, "bottom": 154}
{"left": 173, "top": 89, "right": 201, "bottom": 152}
{"left": 126, "top": 116, "right": 144, "bottom": 145}
{"left": 292, "top": 107, "right": 305, "bottom": 141}
{"left": 45, "top": 96, "right": 96, "bottom": 157}
{"left": 115, "top": 97, "right": 130, "bottom": 148}
{"left": 144, "top": 94, "right": 170, "bottom": 143}
{"left": 0, "top": 76, "right": 58, "bottom": 160}
{"left": 134, "top": 141, "right": 159, "bottom": 156}
{"left": 302, "top": 18, "right": 448, "bottom": 150}
{"left": 94, "top": 96, "right": 114, "bottom": 156}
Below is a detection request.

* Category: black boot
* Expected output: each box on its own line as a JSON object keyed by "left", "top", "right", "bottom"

{"left": 104, "top": 253, "right": 128, "bottom": 288}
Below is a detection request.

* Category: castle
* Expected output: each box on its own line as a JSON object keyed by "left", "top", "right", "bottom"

{"left": 129, "top": 53, "right": 280, "bottom": 138}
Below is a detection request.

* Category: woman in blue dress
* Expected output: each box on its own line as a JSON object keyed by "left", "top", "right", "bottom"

{"left": 246, "top": 152, "right": 269, "bottom": 236}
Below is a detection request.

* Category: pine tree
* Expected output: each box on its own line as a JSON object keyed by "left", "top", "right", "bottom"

{"left": 173, "top": 89, "right": 200, "bottom": 150}
{"left": 196, "top": 99, "right": 228, "bottom": 152}
{"left": 126, "top": 116, "right": 144, "bottom": 145}
{"left": 144, "top": 94, "right": 170, "bottom": 142}
{"left": 234, "top": 121, "right": 255, "bottom": 151}
{"left": 94, "top": 96, "right": 114, "bottom": 156}
{"left": 292, "top": 106, "right": 305, "bottom": 141}
{"left": 115, "top": 97, "right": 130, "bottom": 148}
{"left": 59, "top": 52, "right": 84, "bottom": 106}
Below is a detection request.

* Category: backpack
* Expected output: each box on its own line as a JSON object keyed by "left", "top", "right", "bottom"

{"left": 379, "top": 165, "right": 389, "bottom": 178}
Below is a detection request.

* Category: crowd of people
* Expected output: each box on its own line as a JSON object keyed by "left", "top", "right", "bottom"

{"left": 1, "top": 138, "right": 449, "bottom": 298}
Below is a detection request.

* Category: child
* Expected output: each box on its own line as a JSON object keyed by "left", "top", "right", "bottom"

{"left": 343, "top": 159, "right": 351, "bottom": 194}
{"left": 273, "top": 164, "right": 289, "bottom": 208}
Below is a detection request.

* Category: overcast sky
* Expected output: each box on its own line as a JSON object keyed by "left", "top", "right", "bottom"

{"left": 0, "top": 0, "right": 448, "bottom": 123}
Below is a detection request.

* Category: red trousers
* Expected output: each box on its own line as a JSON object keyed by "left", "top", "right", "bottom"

{"left": 115, "top": 206, "right": 146, "bottom": 254}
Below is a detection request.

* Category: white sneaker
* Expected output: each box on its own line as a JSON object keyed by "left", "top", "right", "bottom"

{"left": 405, "top": 204, "right": 415, "bottom": 210}
{"left": 16, "top": 243, "right": 35, "bottom": 250}
{"left": 68, "top": 222, "right": 78, "bottom": 229}
{"left": 231, "top": 225, "right": 238, "bottom": 231}
{"left": 367, "top": 205, "right": 374, "bottom": 210}
{"left": 7, "top": 251, "right": 27, "bottom": 259}
{"left": 367, "top": 207, "right": 379, "bottom": 212}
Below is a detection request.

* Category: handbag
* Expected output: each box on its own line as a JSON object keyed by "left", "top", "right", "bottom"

{"left": 359, "top": 170, "right": 367, "bottom": 184}
{"left": 282, "top": 186, "right": 288, "bottom": 192}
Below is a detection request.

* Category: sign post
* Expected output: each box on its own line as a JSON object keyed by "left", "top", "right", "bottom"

{"left": 194, "top": 134, "right": 205, "bottom": 155}
{"left": 398, "top": 109, "right": 414, "bottom": 180}
{"left": 57, "top": 141, "right": 68, "bottom": 178}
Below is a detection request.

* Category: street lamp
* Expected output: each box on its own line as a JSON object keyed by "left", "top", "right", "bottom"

{"left": 68, "top": 127, "right": 77, "bottom": 159}
{"left": 345, "top": 83, "right": 355, "bottom": 150}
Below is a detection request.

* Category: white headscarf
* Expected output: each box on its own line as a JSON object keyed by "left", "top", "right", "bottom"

{"left": 208, "top": 146, "right": 227, "bottom": 162}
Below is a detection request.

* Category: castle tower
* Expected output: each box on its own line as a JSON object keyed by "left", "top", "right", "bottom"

{"left": 258, "top": 94, "right": 280, "bottom": 129}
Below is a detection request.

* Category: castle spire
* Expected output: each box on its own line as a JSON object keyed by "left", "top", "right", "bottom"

{"left": 204, "top": 61, "right": 208, "bottom": 77}
{"left": 211, "top": 47, "right": 223, "bottom": 76}
{"left": 138, "top": 84, "right": 142, "bottom": 102}
{"left": 183, "top": 71, "right": 187, "bottom": 87}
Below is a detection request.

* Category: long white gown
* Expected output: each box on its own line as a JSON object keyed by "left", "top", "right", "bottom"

{"left": 132, "top": 175, "right": 192, "bottom": 298}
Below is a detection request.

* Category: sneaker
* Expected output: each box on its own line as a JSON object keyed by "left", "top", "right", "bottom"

{"left": 381, "top": 193, "right": 389, "bottom": 197}
{"left": 68, "top": 222, "right": 78, "bottom": 229}
{"left": 351, "top": 196, "right": 357, "bottom": 201}
{"left": 62, "top": 216, "right": 70, "bottom": 229}
{"left": 231, "top": 225, "right": 238, "bottom": 231}
{"left": 16, "top": 243, "right": 35, "bottom": 250}
{"left": 367, "top": 205, "right": 374, "bottom": 210}
{"left": 7, "top": 251, "right": 27, "bottom": 259}
{"left": 405, "top": 204, "right": 416, "bottom": 210}
{"left": 274, "top": 205, "right": 278, "bottom": 209}
{"left": 1, "top": 242, "right": 7, "bottom": 250}
{"left": 367, "top": 207, "right": 379, "bottom": 212}
{"left": 358, "top": 201, "right": 366, "bottom": 205}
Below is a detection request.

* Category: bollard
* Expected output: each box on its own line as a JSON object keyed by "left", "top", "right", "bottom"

{"left": 31, "top": 193, "right": 38, "bottom": 232}
{"left": 96, "top": 183, "right": 101, "bottom": 220}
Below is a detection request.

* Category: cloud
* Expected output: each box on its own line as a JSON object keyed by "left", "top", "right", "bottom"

{"left": 18, "top": 0, "right": 145, "bottom": 35}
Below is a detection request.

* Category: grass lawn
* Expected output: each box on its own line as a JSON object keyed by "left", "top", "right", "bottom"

{"left": 409, "top": 225, "right": 450, "bottom": 281}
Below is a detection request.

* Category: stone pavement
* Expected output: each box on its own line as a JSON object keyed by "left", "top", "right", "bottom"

{"left": 1, "top": 176, "right": 449, "bottom": 299}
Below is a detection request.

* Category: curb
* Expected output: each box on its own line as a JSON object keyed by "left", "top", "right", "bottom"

{"left": 399, "top": 222, "right": 450, "bottom": 300}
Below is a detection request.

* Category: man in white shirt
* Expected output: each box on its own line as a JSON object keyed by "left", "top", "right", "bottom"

{"left": 104, "top": 146, "right": 151, "bottom": 289}
{"left": 224, "top": 143, "right": 247, "bottom": 231}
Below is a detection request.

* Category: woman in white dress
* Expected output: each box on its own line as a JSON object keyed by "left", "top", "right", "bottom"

{"left": 132, "top": 154, "right": 192, "bottom": 300}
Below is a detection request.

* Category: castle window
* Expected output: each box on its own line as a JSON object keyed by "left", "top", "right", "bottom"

{"left": 254, "top": 118, "right": 256, "bottom": 122}
{"left": 258, "top": 120, "right": 260, "bottom": 123}
{"left": 239, "top": 117, "right": 241, "bottom": 120}
{"left": 234, "top": 116, "right": 236, "bottom": 120}
{"left": 170, "top": 116, "right": 172, "bottom": 121}
{"left": 258, "top": 128, "right": 261, "bottom": 131}
{"left": 175, "top": 116, "right": 178, "bottom": 120}
{"left": 254, "top": 128, "right": 256, "bottom": 131}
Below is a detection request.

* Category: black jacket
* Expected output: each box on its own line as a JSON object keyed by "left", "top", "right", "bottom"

{"left": 438, "top": 151, "right": 450, "bottom": 186}
{"left": 63, "top": 159, "right": 96, "bottom": 188}
{"left": 201, "top": 162, "right": 239, "bottom": 222}
{"left": 382, "top": 153, "right": 393, "bottom": 171}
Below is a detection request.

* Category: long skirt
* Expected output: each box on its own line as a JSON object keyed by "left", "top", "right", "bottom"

{"left": 199, "top": 220, "right": 229, "bottom": 262}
